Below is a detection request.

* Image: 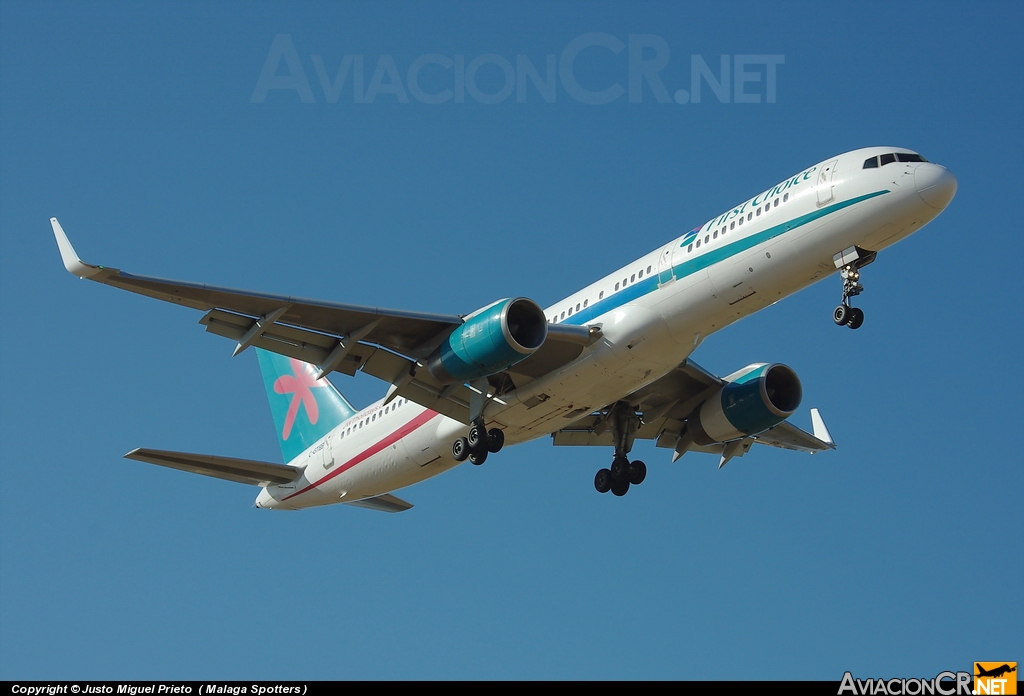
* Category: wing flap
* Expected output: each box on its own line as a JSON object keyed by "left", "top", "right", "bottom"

{"left": 125, "top": 448, "right": 302, "bottom": 486}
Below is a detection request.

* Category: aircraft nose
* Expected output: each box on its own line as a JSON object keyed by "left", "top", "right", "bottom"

{"left": 915, "top": 163, "right": 957, "bottom": 210}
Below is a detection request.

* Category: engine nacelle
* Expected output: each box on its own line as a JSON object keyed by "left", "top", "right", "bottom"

{"left": 426, "top": 298, "right": 548, "bottom": 384}
{"left": 689, "top": 363, "right": 802, "bottom": 445}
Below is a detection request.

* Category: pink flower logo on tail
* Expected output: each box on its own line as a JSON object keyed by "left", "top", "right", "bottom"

{"left": 273, "top": 358, "right": 323, "bottom": 440}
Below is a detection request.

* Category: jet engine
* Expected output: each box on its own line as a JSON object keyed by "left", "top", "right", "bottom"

{"left": 425, "top": 298, "right": 548, "bottom": 384}
{"left": 688, "top": 363, "right": 802, "bottom": 444}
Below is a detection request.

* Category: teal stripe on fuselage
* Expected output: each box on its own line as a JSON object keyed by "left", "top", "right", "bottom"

{"left": 563, "top": 190, "right": 889, "bottom": 326}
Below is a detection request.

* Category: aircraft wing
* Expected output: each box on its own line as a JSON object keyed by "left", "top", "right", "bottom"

{"left": 551, "top": 359, "right": 835, "bottom": 457}
{"left": 125, "top": 448, "right": 303, "bottom": 486}
{"left": 52, "top": 218, "right": 591, "bottom": 423}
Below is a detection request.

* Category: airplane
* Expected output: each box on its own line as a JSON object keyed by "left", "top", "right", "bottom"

{"left": 975, "top": 664, "right": 1016, "bottom": 679}
{"left": 51, "top": 146, "right": 957, "bottom": 511}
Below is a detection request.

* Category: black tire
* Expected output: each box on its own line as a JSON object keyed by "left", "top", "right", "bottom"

{"left": 467, "top": 424, "right": 486, "bottom": 450}
{"left": 611, "top": 455, "right": 630, "bottom": 480}
{"left": 486, "top": 428, "right": 505, "bottom": 453}
{"left": 594, "top": 468, "right": 612, "bottom": 493}
{"left": 833, "top": 304, "right": 850, "bottom": 326}
{"left": 611, "top": 479, "right": 630, "bottom": 497}
{"left": 452, "top": 437, "right": 470, "bottom": 462}
{"left": 629, "top": 460, "right": 647, "bottom": 485}
{"left": 847, "top": 307, "right": 864, "bottom": 330}
{"left": 469, "top": 449, "right": 487, "bottom": 466}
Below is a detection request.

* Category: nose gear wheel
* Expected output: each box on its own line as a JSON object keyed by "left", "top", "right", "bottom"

{"left": 831, "top": 247, "right": 876, "bottom": 330}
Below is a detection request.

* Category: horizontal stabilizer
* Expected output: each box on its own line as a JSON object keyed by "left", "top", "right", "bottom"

{"left": 125, "top": 448, "right": 302, "bottom": 486}
{"left": 344, "top": 493, "right": 414, "bottom": 513}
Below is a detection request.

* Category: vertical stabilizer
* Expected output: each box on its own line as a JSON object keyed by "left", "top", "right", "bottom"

{"left": 255, "top": 348, "right": 358, "bottom": 463}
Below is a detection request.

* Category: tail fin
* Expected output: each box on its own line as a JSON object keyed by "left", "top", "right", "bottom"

{"left": 255, "top": 348, "right": 358, "bottom": 463}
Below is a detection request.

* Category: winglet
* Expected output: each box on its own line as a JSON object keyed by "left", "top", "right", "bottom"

{"left": 810, "top": 408, "right": 835, "bottom": 447}
{"left": 51, "top": 217, "right": 103, "bottom": 278}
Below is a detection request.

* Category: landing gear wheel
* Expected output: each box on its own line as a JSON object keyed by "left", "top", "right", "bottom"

{"left": 833, "top": 304, "right": 850, "bottom": 326}
{"left": 846, "top": 307, "right": 864, "bottom": 330}
{"left": 611, "top": 455, "right": 630, "bottom": 480}
{"left": 611, "top": 479, "right": 630, "bottom": 496}
{"left": 467, "top": 423, "right": 487, "bottom": 450}
{"left": 486, "top": 428, "right": 505, "bottom": 453}
{"left": 595, "top": 468, "right": 612, "bottom": 493}
{"left": 629, "top": 460, "right": 647, "bottom": 485}
{"left": 452, "top": 437, "right": 470, "bottom": 462}
{"left": 469, "top": 449, "right": 488, "bottom": 466}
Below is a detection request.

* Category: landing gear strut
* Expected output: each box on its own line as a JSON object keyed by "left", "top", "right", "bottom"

{"left": 452, "top": 418, "right": 504, "bottom": 465}
{"left": 594, "top": 402, "right": 647, "bottom": 496}
{"left": 452, "top": 378, "right": 505, "bottom": 465}
{"left": 832, "top": 247, "right": 876, "bottom": 330}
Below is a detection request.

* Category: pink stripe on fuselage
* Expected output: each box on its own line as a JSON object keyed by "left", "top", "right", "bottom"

{"left": 283, "top": 409, "right": 440, "bottom": 501}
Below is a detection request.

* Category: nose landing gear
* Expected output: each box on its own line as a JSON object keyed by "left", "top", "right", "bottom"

{"left": 832, "top": 246, "right": 876, "bottom": 330}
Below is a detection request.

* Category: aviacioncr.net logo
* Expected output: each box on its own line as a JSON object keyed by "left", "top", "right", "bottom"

{"left": 838, "top": 671, "right": 972, "bottom": 696}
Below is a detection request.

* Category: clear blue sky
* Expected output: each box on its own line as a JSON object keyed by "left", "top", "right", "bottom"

{"left": 1, "top": 0, "right": 1020, "bottom": 680}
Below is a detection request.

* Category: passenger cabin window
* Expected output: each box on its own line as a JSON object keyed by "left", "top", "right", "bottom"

{"left": 783, "top": 193, "right": 789, "bottom": 202}
{"left": 630, "top": 273, "right": 635, "bottom": 282}
{"left": 599, "top": 291, "right": 604, "bottom": 299}
{"left": 615, "top": 282, "right": 619, "bottom": 291}
{"left": 647, "top": 265, "right": 652, "bottom": 274}
{"left": 575, "top": 303, "right": 581, "bottom": 311}
{"left": 730, "top": 221, "right": 735, "bottom": 230}
{"left": 568, "top": 307, "right": 573, "bottom": 316}
{"left": 688, "top": 243, "right": 693, "bottom": 252}
{"left": 638, "top": 269, "right": 643, "bottom": 279}
{"left": 583, "top": 299, "right": 588, "bottom": 308}
{"left": 560, "top": 311, "right": 565, "bottom": 320}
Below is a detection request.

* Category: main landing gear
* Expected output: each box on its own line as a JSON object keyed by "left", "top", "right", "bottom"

{"left": 593, "top": 401, "right": 647, "bottom": 497}
{"left": 832, "top": 247, "right": 876, "bottom": 330}
{"left": 452, "top": 419, "right": 504, "bottom": 465}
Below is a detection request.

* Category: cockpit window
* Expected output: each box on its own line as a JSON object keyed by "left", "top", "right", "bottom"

{"left": 864, "top": 152, "right": 929, "bottom": 168}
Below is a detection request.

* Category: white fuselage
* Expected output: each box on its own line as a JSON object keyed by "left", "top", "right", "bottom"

{"left": 256, "top": 147, "right": 956, "bottom": 510}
